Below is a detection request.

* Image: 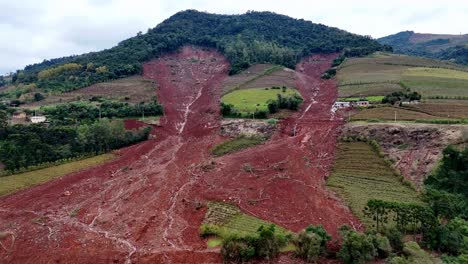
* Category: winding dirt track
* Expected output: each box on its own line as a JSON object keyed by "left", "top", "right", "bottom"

{"left": 0, "top": 47, "right": 359, "bottom": 263}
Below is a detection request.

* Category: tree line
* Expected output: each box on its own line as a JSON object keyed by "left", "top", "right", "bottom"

{"left": 0, "top": 119, "right": 151, "bottom": 171}
{"left": 42, "top": 100, "right": 163, "bottom": 125}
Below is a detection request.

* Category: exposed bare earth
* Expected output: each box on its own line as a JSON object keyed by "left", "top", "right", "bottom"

{"left": 342, "top": 123, "right": 468, "bottom": 187}
{"left": 0, "top": 48, "right": 357, "bottom": 263}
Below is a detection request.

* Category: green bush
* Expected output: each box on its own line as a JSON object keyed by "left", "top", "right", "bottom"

{"left": 338, "top": 226, "right": 377, "bottom": 264}
{"left": 221, "top": 235, "right": 256, "bottom": 263}
{"left": 294, "top": 225, "right": 331, "bottom": 262}
{"left": 219, "top": 225, "right": 288, "bottom": 263}
{"left": 383, "top": 227, "right": 404, "bottom": 253}
{"left": 254, "top": 225, "right": 287, "bottom": 259}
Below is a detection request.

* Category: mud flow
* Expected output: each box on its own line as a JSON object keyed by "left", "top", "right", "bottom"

{"left": 0, "top": 47, "right": 357, "bottom": 263}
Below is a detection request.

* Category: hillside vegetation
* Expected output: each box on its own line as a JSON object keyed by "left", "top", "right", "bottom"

{"left": 337, "top": 53, "right": 468, "bottom": 99}
{"left": 327, "top": 141, "right": 421, "bottom": 229}
{"left": 6, "top": 10, "right": 388, "bottom": 96}
{"left": 378, "top": 31, "right": 468, "bottom": 65}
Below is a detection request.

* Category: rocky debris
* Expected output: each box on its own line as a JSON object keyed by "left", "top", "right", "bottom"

{"left": 220, "top": 119, "right": 275, "bottom": 138}
{"left": 343, "top": 123, "right": 465, "bottom": 187}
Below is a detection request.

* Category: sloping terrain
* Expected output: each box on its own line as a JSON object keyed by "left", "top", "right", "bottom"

{"left": 378, "top": 31, "right": 468, "bottom": 65}
{"left": 0, "top": 47, "right": 356, "bottom": 263}
{"left": 342, "top": 123, "right": 468, "bottom": 187}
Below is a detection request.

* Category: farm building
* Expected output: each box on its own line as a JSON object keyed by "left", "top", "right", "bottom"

{"left": 401, "top": 100, "right": 420, "bottom": 105}
{"left": 334, "top": 101, "right": 351, "bottom": 109}
{"left": 12, "top": 111, "right": 27, "bottom": 119}
{"left": 30, "top": 116, "right": 47, "bottom": 123}
{"left": 355, "top": 101, "right": 370, "bottom": 107}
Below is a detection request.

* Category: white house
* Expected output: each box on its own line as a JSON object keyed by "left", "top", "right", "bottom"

{"left": 355, "top": 101, "right": 370, "bottom": 107}
{"left": 30, "top": 116, "right": 47, "bottom": 123}
{"left": 334, "top": 101, "right": 351, "bottom": 109}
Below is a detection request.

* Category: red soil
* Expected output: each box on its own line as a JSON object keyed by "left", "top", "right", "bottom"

{"left": 0, "top": 47, "right": 358, "bottom": 263}
{"left": 124, "top": 119, "right": 148, "bottom": 130}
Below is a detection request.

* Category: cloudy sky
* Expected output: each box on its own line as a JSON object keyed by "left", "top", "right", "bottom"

{"left": 1, "top": 0, "right": 467, "bottom": 74}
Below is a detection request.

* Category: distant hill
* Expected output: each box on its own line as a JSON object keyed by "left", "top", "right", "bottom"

{"left": 378, "top": 31, "right": 468, "bottom": 65}
{"left": 9, "top": 10, "right": 388, "bottom": 94}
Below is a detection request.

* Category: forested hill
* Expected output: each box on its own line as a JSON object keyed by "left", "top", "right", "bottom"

{"left": 378, "top": 31, "right": 468, "bottom": 65}
{"left": 12, "top": 10, "right": 388, "bottom": 92}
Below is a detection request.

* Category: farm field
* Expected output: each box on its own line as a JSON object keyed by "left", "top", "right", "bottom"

{"left": 221, "top": 87, "right": 300, "bottom": 113}
{"left": 211, "top": 135, "right": 266, "bottom": 156}
{"left": 221, "top": 64, "right": 296, "bottom": 94}
{"left": 202, "top": 202, "right": 290, "bottom": 238}
{"left": 327, "top": 142, "right": 421, "bottom": 228}
{"left": 338, "top": 83, "right": 404, "bottom": 97}
{"left": 401, "top": 68, "right": 468, "bottom": 98}
{"left": 338, "top": 96, "right": 384, "bottom": 102}
{"left": 337, "top": 53, "right": 468, "bottom": 99}
{"left": 405, "top": 100, "right": 468, "bottom": 119}
{"left": 0, "top": 154, "right": 115, "bottom": 196}
{"left": 351, "top": 107, "right": 437, "bottom": 121}
{"left": 22, "top": 76, "right": 156, "bottom": 108}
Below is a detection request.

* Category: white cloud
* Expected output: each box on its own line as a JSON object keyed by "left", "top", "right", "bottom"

{"left": 0, "top": 0, "right": 467, "bottom": 73}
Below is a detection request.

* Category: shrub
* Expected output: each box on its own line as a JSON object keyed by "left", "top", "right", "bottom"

{"left": 370, "top": 233, "right": 392, "bottom": 258}
{"left": 254, "top": 225, "right": 287, "bottom": 259}
{"left": 200, "top": 224, "right": 220, "bottom": 237}
{"left": 294, "top": 225, "right": 331, "bottom": 262}
{"left": 294, "top": 231, "right": 322, "bottom": 262}
{"left": 221, "top": 235, "right": 256, "bottom": 263}
{"left": 338, "top": 226, "right": 377, "bottom": 264}
{"left": 383, "top": 227, "right": 404, "bottom": 253}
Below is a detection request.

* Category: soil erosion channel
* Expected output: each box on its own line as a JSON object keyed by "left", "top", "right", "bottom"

{"left": 0, "top": 47, "right": 358, "bottom": 263}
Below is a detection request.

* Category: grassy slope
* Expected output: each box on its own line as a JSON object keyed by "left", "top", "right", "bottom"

{"left": 211, "top": 135, "right": 266, "bottom": 156}
{"left": 337, "top": 53, "right": 468, "bottom": 98}
{"left": 221, "top": 88, "right": 299, "bottom": 113}
{"left": 327, "top": 142, "right": 420, "bottom": 228}
{"left": 0, "top": 154, "right": 114, "bottom": 196}
{"left": 202, "top": 202, "right": 293, "bottom": 249}
{"left": 351, "top": 107, "right": 438, "bottom": 121}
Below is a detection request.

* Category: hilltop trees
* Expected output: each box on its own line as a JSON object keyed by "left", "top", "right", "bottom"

{"left": 7, "top": 10, "right": 388, "bottom": 94}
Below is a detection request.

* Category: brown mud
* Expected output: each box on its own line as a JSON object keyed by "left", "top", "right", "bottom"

{"left": 0, "top": 47, "right": 357, "bottom": 263}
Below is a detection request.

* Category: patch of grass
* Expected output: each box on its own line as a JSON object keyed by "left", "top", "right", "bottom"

{"left": 351, "top": 107, "right": 437, "bottom": 121}
{"left": 338, "top": 83, "right": 405, "bottom": 98}
{"left": 211, "top": 135, "right": 266, "bottom": 156}
{"left": 337, "top": 55, "right": 468, "bottom": 99}
{"left": 404, "top": 67, "right": 468, "bottom": 80}
{"left": 221, "top": 87, "right": 300, "bottom": 113}
{"left": 207, "top": 238, "right": 223, "bottom": 248}
{"left": 338, "top": 96, "right": 384, "bottom": 102}
{"left": 0, "top": 154, "right": 115, "bottom": 196}
{"left": 201, "top": 202, "right": 294, "bottom": 251}
{"left": 327, "top": 142, "right": 421, "bottom": 229}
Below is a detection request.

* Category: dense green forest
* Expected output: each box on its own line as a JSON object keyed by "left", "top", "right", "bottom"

{"left": 378, "top": 31, "right": 468, "bottom": 65}
{"left": 8, "top": 10, "right": 389, "bottom": 94}
{"left": 0, "top": 119, "right": 151, "bottom": 171}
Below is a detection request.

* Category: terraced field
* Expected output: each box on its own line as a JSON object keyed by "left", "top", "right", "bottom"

{"left": 404, "top": 100, "right": 468, "bottom": 119}
{"left": 337, "top": 53, "right": 468, "bottom": 99}
{"left": 221, "top": 64, "right": 296, "bottom": 94}
{"left": 327, "top": 142, "right": 421, "bottom": 228}
{"left": 202, "top": 202, "right": 290, "bottom": 237}
{"left": 351, "top": 107, "right": 437, "bottom": 121}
